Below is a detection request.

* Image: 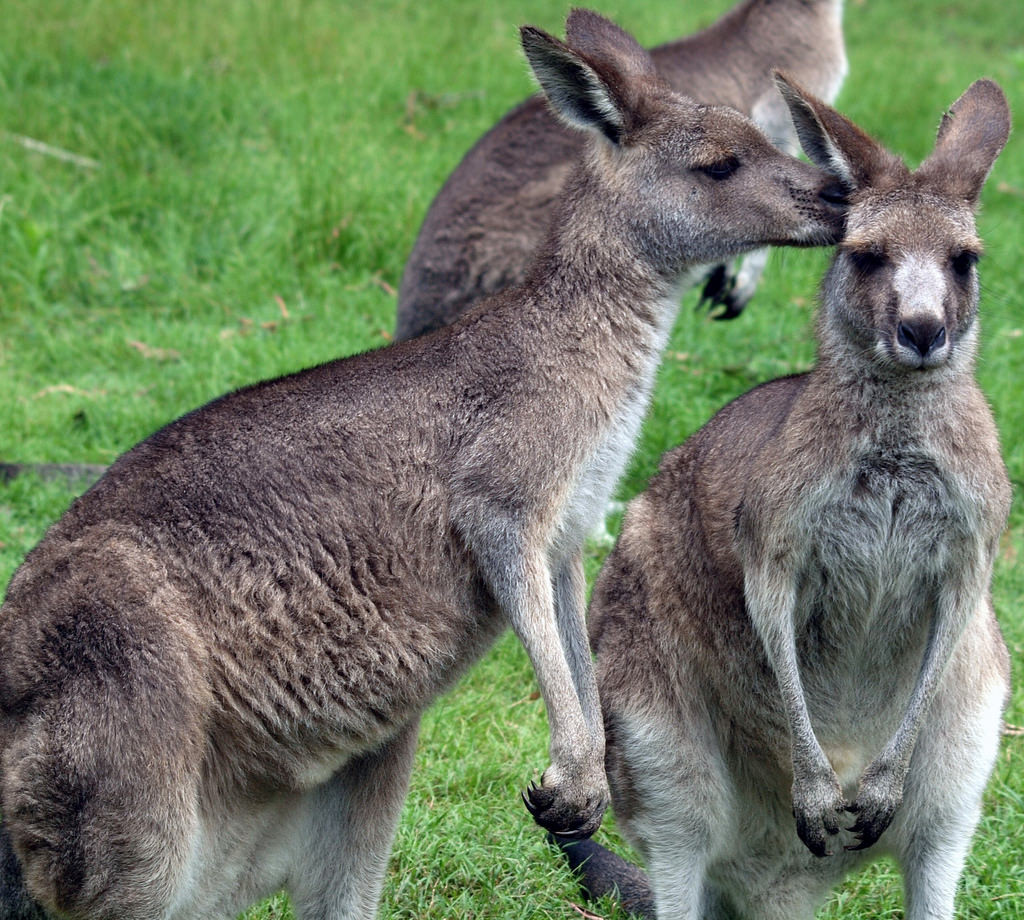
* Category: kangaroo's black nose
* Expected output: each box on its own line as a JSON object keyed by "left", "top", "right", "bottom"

{"left": 819, "top": 181, "right": 848, "bottom": 207}
{"left": 897, "top": 319, "right": 947, "bottom": 358}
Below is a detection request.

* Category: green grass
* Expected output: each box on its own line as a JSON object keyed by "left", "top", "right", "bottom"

{"left": 1, "top": 0, "right": 1023, "bottom": 917}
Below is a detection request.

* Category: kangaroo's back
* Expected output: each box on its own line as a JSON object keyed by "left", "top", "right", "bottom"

{"left": 652, "top": 0, "right": 846, "bottom": 118}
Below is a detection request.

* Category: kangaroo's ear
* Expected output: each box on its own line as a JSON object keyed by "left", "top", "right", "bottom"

{"left": 917, "top": 80, "right": 1010, "bottom": 207}
{"left": 774, "top": 72, "right": 902, "bottom": 193}
{"left": 521, "top": 10, "right": 657, "bottom": 146}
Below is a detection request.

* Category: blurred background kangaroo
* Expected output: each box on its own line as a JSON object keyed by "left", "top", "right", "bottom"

{"left": 555, "top": 77, "right": 1012, "bottom": 920}
{"left": 0, "top": 11, "right": 846, "bottom": 920}
{"left": 395, "top": 0, "right": 847, "bottom": 340}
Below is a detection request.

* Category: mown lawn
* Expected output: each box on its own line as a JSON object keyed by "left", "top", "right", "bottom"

{"left": 1, "top": 0, "right": 1022, "bottom": 917}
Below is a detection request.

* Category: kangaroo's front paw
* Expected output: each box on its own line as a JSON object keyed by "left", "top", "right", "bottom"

{"left": 522, "top": 767, "right": 609, "bottom": 839}
{"left": 844, "top": 761, "right": 903, "bottom": 851}
{"left": 791, "top": 770, "right": 847, "bottom": 858}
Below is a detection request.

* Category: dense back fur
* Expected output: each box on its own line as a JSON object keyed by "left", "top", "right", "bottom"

{"left": 0, "top": 12, "right": 846, "bottom": 920}
{"left": 572, "top": 79, "right": 1011, "bottom": 919}
{"left": 395, "top": 0, "right": 846, "bottom": 339}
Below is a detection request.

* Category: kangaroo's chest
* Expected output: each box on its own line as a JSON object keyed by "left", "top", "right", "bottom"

{"left": 552, "top": 359, "right": 667, "bottom": 559}
{"left": 555, "top": 382, "right": 651, "bottom": 551}
{"left": 763, "top": 455, "right": 946, "bottom": 774}
{"left": 805, "top": 451, "right": 976, "bottom": 603}
{"left": 792, "top": 452, "right": 974, "bottom": 729}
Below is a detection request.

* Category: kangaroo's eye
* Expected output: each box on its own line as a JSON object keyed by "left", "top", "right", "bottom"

{"left": 950, "top": 250, "right": 978, "bottom": 277}
{"left": 701, "top": 157, "right": 740, "bottom": 181}
{"left": 848, "top": 248, "right": 886, "bottom": 274}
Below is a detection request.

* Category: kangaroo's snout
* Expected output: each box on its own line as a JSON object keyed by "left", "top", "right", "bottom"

{"left": 784, "top": 158, "right": 849, "bottom": 245}
{"left": 819, "top": 179, "right": 849, "bottom": 207}
{"left": 897, "top": 317, "right": 948, "bottom": 366}
{"left": 816, "top": 177, "right": 849, "bottom": 243}
{"left": 787, "top": 171, "right": 847, "bottom": 246}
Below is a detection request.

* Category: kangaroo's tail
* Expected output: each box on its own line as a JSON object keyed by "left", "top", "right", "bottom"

{"left": 548, "top": 834, "right": 655, "bottom": 919}
{"left": 0, "top": 820, "right": 50, "bottom": 920}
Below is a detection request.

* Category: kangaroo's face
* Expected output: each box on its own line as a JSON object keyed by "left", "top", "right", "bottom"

{"left": 521, "top": 20, "right": 848, "bottom": 281}
{"left": 776, "top": 74, "right": 1009, "bottom": 380}
{"left": 615, "top": 97, "right": 847, "bottom": 271}
{"left": 833, "top": 187, "right": 982, "bottom": 374}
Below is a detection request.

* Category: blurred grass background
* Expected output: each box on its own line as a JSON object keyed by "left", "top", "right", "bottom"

{"left": 1, "top": 0, "right": 1022, "bottom": 916}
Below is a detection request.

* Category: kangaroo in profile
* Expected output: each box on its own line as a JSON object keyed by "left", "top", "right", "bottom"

{"left": 395, "top": 0, "right": 847, "bottom": 341}
{"left": 556, "top": 76, "right": 1012, "bottom": 920}
{"left": 0, "top": 11, "right": 845, "bottom": 920}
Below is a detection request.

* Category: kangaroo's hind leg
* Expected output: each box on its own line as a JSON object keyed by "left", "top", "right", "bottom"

{"left": 0, "top": 819, "right": 50, "bottom": 920}
{"left": 604, "top": 702, "right": 731, "bottom": 920}
{"left": 287, "top": 719, "right": 420, "bottom": 920}
{"left": 0, "top": 579, "right": 210, "bottom": 920}
{"left": 889, "top": 618, "right": 1009, "bottom": 920}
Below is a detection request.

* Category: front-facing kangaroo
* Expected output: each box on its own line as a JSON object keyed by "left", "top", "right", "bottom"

{"left": 567, "top": 77, "right": 1012, "bottom": 919}
{"left": 0, "top": 12, "right": 844, "bottom": 920}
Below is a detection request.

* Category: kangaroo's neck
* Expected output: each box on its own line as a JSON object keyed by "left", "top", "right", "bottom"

{"left": 518, "top": 162, "right": 688, "bottom": 345}
{"left": 527, "top": 243, "right": 680, "bottom": 331}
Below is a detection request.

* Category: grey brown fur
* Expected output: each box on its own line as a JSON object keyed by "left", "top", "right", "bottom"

{"left": 0, "top": 12, "right": 845, "bottom": 920}
{"left": 395, "top": 0, "right": 847, "bottom": 340}
{"left": 573, "top": 77, "right": 1012, "bottom": 919}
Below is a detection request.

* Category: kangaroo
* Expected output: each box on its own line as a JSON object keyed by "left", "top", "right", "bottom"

{"left": 0, "top": 13, "right": 845, "bottom": 920}
{"left": 395, "top": 0, "right": 847, "bottom": 341}
{"left": 1, "top": 0, "right": 846, "bottom": 489}
{"left": 555, "top": 76, "right": 1012, "bottom": 920}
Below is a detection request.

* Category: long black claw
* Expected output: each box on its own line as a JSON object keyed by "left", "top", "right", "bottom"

{"left": 699, "top": 264, "right": 729, "bottom": 307}
{"left": 696, "top": 264, "right": 747, "bottom": 320}
{"left": 551, "top": 824, "right": 591, "bottom": 841}
{"left": 794, "top": 810, "right": 840, "bottom": 859}
{"left": 711, "top": 296, "right": 745, "bottom": 321}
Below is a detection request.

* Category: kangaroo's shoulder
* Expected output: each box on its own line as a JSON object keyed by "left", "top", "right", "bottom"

{"left": 653, "top": 372, "right": 811, "bottom": 489}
